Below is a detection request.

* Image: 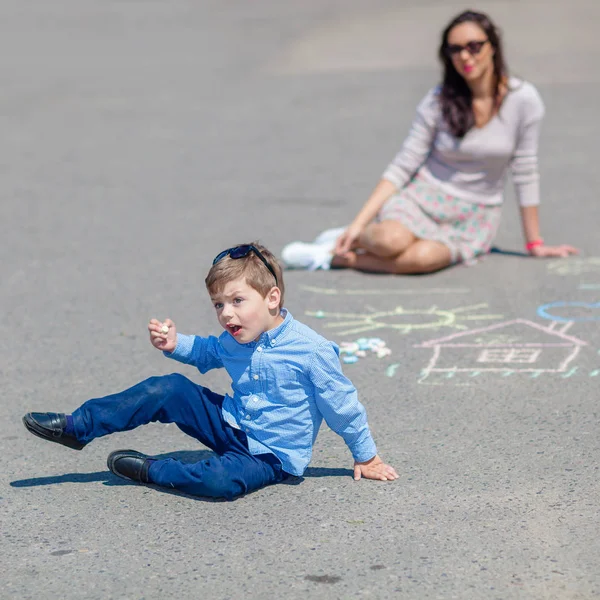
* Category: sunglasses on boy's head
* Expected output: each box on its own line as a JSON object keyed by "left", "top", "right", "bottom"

{"left": 445, "top": 39, "right": 489, "bottom": 57}
{"left": 212, "top": 244, "right": 278, "bottom": 286}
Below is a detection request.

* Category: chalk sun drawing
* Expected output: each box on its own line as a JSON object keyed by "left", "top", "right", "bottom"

{"left": 300, "top": 284, "right": 469, "bottom": 296}
{"left": 414, "top": 319, "right": 587, "bottom": 383}
{"left": 306, "top": 303, "right": 502, "bottom": 336}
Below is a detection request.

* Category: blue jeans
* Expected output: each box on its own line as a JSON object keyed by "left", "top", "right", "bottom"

{"left": 71, "top": 373, "right": 287, "bottom": 500}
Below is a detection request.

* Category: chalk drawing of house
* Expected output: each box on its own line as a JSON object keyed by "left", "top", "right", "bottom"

{"left": 415, "top": 319, "right": 587, "bottom": 379}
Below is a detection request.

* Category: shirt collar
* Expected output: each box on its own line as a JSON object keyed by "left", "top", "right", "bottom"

{"left": 256, "top": 308, "right": 292, "bottom": 346}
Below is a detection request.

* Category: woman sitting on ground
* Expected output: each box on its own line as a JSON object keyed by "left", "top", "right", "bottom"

{"left": 281, "top": 9, "right": 577, "bottom": 274}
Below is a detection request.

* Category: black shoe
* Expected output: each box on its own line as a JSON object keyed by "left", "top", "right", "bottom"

{"left": 22, "top": 412, "right": 87, "bottom": 450}
{"left": 107, "top": 450, "right": 153, "bottom": 483}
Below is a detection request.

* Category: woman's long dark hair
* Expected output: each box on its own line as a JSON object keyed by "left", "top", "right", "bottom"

{"left": 438, "top": 10, "right": 507, "bottom": 138}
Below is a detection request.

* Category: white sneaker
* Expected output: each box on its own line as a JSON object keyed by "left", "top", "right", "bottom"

{"left": 281, "top": 241, "right": 334, "bottom": 271}
{"left": 313, "top": 226, "right": 347, "bottom": 245}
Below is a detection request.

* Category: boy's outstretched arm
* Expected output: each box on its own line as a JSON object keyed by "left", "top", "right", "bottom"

{"left": 353, "top": 455, "right": 399, "bottom": 481}
{"left": 152, "top": 319, "right": 224, "bottom": 373}
{"left": 310, "top": 341, "right": 399, "bottom": 483}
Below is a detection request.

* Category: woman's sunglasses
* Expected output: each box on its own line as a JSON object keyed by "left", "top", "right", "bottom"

{"left": 445, "top": 39, "right": 488, "bottom": 57}
{"left": 212, "top": 244, "right": 278, "bottom": 286}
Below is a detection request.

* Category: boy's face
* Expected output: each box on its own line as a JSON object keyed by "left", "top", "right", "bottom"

{"left": 210, "top": 277, "right": 281, "bottom": 344}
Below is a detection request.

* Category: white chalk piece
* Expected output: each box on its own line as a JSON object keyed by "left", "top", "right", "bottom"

{"left": 161, "top": 325, "right": 169, "bottom": 334}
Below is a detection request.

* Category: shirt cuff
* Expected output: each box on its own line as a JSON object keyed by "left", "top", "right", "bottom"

{"left": 515, "top": 180, "right": 541, "bottom": 207}
{"left": 351, "top": 436, "right": 378, "bottom": 463}
{"left": 163, "top": 333, "right": 195, "bottom": 361}
{"left": 381, "top": 166, "right": 405, "bottom": 189}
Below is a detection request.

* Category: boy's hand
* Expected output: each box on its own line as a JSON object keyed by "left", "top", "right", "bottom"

{"left": 353, "top": 455, "right": 399, "bottom": 482}
{"left": 148, "top": 318, "right": 177, "bottom": 353}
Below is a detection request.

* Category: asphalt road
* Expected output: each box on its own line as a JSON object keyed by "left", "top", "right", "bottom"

{"left": 3, "top": 1, "right": 600, "bottom": 598}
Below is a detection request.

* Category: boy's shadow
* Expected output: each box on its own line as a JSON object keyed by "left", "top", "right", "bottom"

{"left": 10, "top": 450, "right": 352, "bottom": 501}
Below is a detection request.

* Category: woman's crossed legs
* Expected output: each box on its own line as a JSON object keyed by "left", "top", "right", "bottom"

{"left": 332, "top": 220, "right": 452, "bottom": 274}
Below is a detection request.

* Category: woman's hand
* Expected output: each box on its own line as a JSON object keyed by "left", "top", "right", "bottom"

{"left": 148, "top": 318, "right": 177, "bottom": 353}
{"left": 334, "top": 179, "right": 397, "bottom": 256}
{"left": 529, "top": 244, "right": 579, "bottom": 258}
{"left": 334, "top": 224, "right": 363, "bottom": 256}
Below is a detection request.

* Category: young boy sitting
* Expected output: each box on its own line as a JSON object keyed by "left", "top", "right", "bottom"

{"left": 23, "top": 243, "right": 398, "bottom": 499}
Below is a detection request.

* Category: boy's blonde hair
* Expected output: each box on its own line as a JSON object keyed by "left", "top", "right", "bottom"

{"left": 205, "top": 242, "right": 285, "bottom": 309}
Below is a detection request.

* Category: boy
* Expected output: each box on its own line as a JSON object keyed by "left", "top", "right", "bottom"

{"left": 23, "top": 243, "right": 398, "bottom": 499}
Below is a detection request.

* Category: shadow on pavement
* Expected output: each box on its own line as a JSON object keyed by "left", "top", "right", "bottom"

{"left": 11, "top": 471, "right": 112, "bottom": 487}
{"left": 9, "top": 449, "right": 215, "bottom": 489}
{"left": 489, "top": 246, "right": 528, "bottom": 257}
{"left": 303, "top": 467, "right": 353, "bottom": 478}
{"left": 10, "top": 451, "right": 352, "bottom": 500}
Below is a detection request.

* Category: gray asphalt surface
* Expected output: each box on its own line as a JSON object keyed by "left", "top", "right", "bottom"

{"left": 3, "top": 1, "right": 600, "bottom": 598}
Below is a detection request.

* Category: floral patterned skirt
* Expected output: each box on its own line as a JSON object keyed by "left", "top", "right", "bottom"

{"left": 377, "top": 173, "right": 502, "bottom": 264}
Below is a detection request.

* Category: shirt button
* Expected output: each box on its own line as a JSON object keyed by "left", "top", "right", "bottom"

{"left": 245, "top": 414, "right": 251, "bottom": 420}
{"left": 257, "top": 346, "right": 263, "bottom": 352}
{"left": 253, "top": 374, "right": 259, "bottom": 380}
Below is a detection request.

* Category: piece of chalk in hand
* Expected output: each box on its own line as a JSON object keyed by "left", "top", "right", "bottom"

{"left": 161, "top": 325, "right": 169, "bottom": 334}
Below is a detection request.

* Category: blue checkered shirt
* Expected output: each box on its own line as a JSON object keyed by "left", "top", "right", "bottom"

{"left": 165, "top": 309, "right": 377, "bottom": 476}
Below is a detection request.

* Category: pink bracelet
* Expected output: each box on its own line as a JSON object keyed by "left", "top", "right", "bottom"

{"left": 526, "top": 239, "right": 544, "bottom": 252}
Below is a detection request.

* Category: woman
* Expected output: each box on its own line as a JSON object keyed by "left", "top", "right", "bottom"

{"left": 281, "top": 10, "right": 577, "bottom": 274}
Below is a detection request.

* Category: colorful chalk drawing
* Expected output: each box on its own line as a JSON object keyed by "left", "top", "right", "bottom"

{"left": 413, "top": 319, "right": 587, "bottom": 383}
{"left": 545, "top": 257, "right": 600, "bottom": 292}
{"left": 546, "top": 257, "right": 600, "bottom": 276}
{"left": 537, "top": 302, "right": 600, "bottom": 322}
{"left": 301, "top": 283, "right": 600, "bottom": 381}
{"left": 306, "top": 303, "right": 502, "bottom": 336}
{"left": 300, "top": 285, "right": 469, "bottom": 296}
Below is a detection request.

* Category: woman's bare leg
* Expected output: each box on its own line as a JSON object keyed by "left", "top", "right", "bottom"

{"left": 355, "top": 221, "right": 417, "bottom": 258}
{"left": 332, "top": 239, "right": 452, "bottom": 274}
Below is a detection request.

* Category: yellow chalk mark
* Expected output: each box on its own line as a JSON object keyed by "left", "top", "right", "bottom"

{"left": 306, "top": 304, "right": 503, "bottom": 336}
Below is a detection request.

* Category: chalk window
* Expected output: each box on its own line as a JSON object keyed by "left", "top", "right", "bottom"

{"left": 477, "top": 348, "right": 541, "bottom": 363}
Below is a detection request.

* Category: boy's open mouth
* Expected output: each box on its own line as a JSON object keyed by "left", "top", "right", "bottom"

{"left": 228, "top": 324, "right": 242, "bottom": 336}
